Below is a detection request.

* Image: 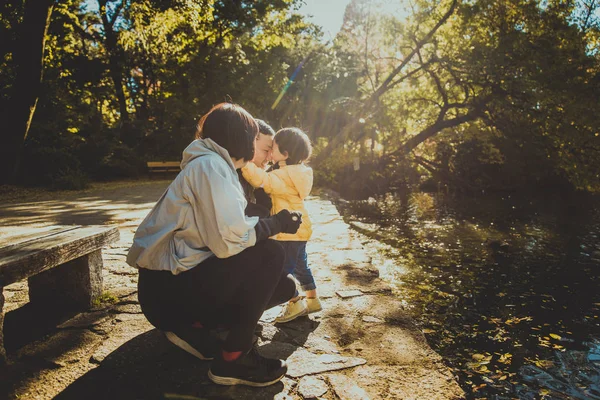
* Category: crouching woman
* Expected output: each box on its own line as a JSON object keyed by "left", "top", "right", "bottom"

{"left": 126, "top": 103, "right": 302, "bottom": 387}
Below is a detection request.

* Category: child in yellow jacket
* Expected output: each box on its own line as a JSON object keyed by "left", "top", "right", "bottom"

{"left": 242, "top": 127, "right": 321, "bottom": 323}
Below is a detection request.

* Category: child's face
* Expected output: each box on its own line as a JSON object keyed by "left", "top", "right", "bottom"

{"left": 271, "top": 141, "right": 288, "bottom": 163}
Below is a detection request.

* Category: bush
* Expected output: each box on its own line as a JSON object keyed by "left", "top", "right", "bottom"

{"left": 20, "top": 127, "right": 145, "bottom": 187}
{"left": 316, "top": 152, "right": 420, "bottom": 200}
{"left": 96, "top": 143, "right": 145, "bottom": 180}
{"left": 20, "top": 139, "right": 87, "bottom": 188}
{"left": 51, "top": 167, "right": 89, "bottom": 190}
{"left": 79, "top": 138, "right": 145, "bottom": 180}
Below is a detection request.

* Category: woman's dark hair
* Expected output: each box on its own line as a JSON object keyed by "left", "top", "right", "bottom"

{"left": 274, "top": 127, "right": 312, "bottom": 165}
{"left": 195, "top": 103, "right": 258, "bottom": 161}
{"left": 256, "top": 119, "right": 275, "bottom": 136}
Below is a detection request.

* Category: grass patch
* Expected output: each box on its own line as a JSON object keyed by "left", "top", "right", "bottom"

{"left": 92, "top": 292, "right": 120, "bottom": 308}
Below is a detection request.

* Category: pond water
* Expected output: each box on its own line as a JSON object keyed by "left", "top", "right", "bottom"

{"left": 337, "top": 191, "right": 600, "bottom": 399}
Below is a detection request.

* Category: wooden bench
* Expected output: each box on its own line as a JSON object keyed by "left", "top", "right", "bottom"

{"left": 0, "top": 225, "right": 119, "bottom": 364}
{"left": 147, "top": 161, "right": 180, "bottom": 177}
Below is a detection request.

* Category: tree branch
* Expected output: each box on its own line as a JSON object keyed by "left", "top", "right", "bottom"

{"left": 582, "top": 0, "right": 597, "bottom": 31}
{"left": 396, "top": 103, "right": 486, "bottom": 157}
{"left": 414, "top": 155, "right": 442, "bottom": 169}
{"left": 313, "top": 0, "right": 459, "bottom": 165}
{"left": 371, "top": 0, "right": 457, "bottom": 100}
{"left": 413, "top": 95, "right": 442, "bottom": 106}
{"left": 386, "top": 61, "right": 430, "bottom": 90}
{"left": 109, "top": 0, "right": 124, "bottom": 27}
{"left": 414, "top": 156, "right": 440, "bottom": 174}
{"left": 419, "top": 47, "right": 449, "bottom": 108}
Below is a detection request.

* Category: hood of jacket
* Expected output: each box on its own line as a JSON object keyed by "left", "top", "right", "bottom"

{"left": 181, "top": 138, "right": 236, "bottom": 170}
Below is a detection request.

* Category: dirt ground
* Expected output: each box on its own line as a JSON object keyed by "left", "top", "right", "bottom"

{"left": 0, "top": 180, "right": 464, "bottom": 399}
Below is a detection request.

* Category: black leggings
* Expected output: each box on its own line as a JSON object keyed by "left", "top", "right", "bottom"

{"left": 137, "top": 239, "right": 295, "bottom": 352}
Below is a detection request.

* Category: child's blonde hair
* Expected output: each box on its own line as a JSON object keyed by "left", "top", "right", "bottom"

{"left": 274, "top": 128, "right": 312, "bottom": 165}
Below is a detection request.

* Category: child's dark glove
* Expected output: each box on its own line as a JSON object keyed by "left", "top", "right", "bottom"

{"left": 275, "top": 209, "right": 303, "bottom": 234}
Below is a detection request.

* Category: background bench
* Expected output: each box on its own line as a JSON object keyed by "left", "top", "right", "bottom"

{"left": 0, "top": 225, "right": 119, "bottom": 364}
{"left": 147, "top": 161, "right": 180, "bottom": 177}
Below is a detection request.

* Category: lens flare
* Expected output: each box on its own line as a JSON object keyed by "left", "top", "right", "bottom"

{"left": 271, "top": 53, "right": 311, "bottom": 110}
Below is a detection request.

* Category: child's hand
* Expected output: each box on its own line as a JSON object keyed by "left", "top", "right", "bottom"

{"left": 275, "top": 210, "right": 302, "bottom": 234}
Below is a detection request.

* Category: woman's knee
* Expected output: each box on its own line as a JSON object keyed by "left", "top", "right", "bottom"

{"left": 138, "top": 270, "right": 163, "bottom": 329}
{"left": 266, "top": 273, "right": 297, "bottom": 309}
{"left": 138, "top": 269, "right": 179, "bottom": 330}
{"left": 280, "top": 273, "right": 297, "bottom": 301}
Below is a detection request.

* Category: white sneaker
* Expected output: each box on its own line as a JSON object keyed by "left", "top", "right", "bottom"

{"left": 274, "top": 299, "right": 308, "bottom": 323}
{"left": 306, "top": 297, "right": 322, "bottom": 313}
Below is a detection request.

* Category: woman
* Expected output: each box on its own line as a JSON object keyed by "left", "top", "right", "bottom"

{"left": 127, "top": 103, "right": 302, "bottom": 387}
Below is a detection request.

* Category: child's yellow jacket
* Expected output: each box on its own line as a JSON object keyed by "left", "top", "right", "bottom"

{"left": 242, "top": 161, "right": 313, "bottom": 241}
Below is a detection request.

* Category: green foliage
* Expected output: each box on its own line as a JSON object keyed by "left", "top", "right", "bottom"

{"left": 0, "top": 1, "right": 21, "bottom": 101}
{"left": 51, "top": 168, "right": 90, "bottom": 190}
{"left": 2, "top": 0, "right": 320, "bottom": 186}
{"left": 21, "top": 134, "right": 89, "bottom": 190}
{"left": 80, "top": 138, "right": 146, "bottom": 179}
{"left": 316, "top": 0, "right": 600, "bottom": 195}
{"left": 1, "top": 0, "right": 598, "bottom": 192}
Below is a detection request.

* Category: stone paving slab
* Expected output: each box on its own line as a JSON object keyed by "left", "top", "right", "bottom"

{"left": 0, "top": 181, "right": 464, "bottom": 399}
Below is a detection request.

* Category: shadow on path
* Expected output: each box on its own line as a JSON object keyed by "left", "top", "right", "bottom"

{"left": 259, "top": 317, "right": 320, "bottom": 361}
{"left": 3, "top": 302, "right": 82, "bottom": 353}
{"left": 55, "top": 329, "right": 287, "bottom": 400}
{"left": 0, "top": 182, "right": 168, "bottom": 230}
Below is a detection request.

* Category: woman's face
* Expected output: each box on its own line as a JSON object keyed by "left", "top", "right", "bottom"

{"left": 271, "top": 141, "right": 288, "bottom": 163}
{"left": 252, "top": 133, "right": 273, "bottom": 169}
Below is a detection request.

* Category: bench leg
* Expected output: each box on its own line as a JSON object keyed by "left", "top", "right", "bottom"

{"left": 0, "top": 287, "right": 5, "bottom": 365}
{"left": 28, "top": 250, "right": 103, "bottom": 309}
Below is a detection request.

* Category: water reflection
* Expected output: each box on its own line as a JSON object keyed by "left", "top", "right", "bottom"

{"left": 339, "top": 191, "right": 600, "bottom": 399}
{"left": 519, "top": 340, "right": 600, "bottom": 399}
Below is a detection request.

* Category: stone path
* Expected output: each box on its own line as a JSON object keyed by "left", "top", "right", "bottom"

{"left": 0, "top": 180, "right": 464, "bottom": 399}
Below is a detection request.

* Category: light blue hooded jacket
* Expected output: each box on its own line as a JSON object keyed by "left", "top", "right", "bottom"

{"left": 126, "top": 138, "right": 259, "bottom": 275}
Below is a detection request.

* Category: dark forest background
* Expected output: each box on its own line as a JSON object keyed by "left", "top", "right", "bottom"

{"left": 1, "top": 0, "right": 599, "bottom": 196}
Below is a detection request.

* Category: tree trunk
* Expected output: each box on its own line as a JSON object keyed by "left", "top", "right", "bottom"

{"left": 0, "top": 0, "right": 54, "bottom": 184}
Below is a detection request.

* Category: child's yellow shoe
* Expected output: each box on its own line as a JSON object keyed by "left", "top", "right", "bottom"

{"left": 274, "top": 299, "right": 308, "bottom": 323}
{"left": 306, "top": 297, "right": 322, "bottom": 313}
